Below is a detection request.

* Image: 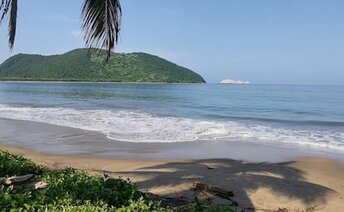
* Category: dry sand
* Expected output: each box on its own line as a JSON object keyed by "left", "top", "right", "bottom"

{"left": 1, "top": 145, "right": 343, "bottom": 212}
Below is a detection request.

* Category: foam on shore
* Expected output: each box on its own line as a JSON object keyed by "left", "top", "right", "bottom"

{"left": 0, "top": 104, "right": 343, "bottom": 154}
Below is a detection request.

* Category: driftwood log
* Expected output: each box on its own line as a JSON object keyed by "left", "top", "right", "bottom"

{"left": 193, "top": 182, "right": 238, "bottom": 206}
{"left": 193, "top": 182, "right": 234, "bottom": 199}
{"left": 24, "top": 181, "right": 48, "bottom": 191}
{"left": 0, "top": 174, "right": 34, "bottom": 185}
{"left": 0, "top": 174, "right": 48, "bottom": 191}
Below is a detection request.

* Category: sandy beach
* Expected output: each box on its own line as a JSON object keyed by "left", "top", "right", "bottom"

{"left": 1, "top": 143, "right": 344, "bottom": 211}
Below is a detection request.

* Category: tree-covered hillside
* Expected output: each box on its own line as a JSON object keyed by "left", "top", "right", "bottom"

{"left": 0, "top": 49, "right": 206, "bottom": 83}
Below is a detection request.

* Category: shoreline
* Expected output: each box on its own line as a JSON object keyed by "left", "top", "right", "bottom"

{"left": 1, "top": 144, "right": 343, "bottom": 211}
{"left": 0, "top": 118, "right": 343, "bottom": 163}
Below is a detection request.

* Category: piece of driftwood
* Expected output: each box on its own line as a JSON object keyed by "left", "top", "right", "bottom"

{"left": 193, "top": 182, "right": 234, "bottom": 199}
{"left": 0, "top": 174, "right": 34, "bottom": 185}
{"left": 25, "top": 181, "right": 48, "bottom": 191}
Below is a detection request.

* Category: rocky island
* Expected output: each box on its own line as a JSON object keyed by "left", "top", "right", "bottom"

{"left": 220, "top": 78, "right": 250, "bottom": 84}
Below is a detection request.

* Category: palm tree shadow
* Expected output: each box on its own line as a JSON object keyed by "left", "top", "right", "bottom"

{"left": 118, "top": 159, "right": 334, "bottom": 210}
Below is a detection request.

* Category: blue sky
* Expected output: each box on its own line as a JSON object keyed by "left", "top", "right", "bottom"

{"left": 1, "top": 0, "right": 344, "bottom": 84}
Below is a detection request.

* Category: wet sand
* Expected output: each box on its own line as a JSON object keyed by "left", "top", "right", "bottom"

{"left": 1, "top": 118, "right": 344, "bottom": 211}
{"left": 1, "top": 118, "right": 343, "bottom": 162}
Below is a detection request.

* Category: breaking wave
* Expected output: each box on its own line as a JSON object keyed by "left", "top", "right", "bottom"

{"left": 0, "top": 104, "right": 343, "bottom": 152}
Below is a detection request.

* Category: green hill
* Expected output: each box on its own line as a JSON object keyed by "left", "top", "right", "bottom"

{"left": 0, "top": 48, "right": 206, "bottom": 83}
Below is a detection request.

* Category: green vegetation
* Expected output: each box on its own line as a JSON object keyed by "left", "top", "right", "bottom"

{"left": 0, "top": 49, "right": 206, "bottom": 83}
{"left": 0, "top": 151, "right": 234, "bottom": 211}
{"left": 0, "top": 151, "right": 167, "bottom": 211}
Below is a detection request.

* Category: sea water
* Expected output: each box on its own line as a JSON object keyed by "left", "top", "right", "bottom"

{"left": 0, "top": 82, "right": 343, "bottom": 154}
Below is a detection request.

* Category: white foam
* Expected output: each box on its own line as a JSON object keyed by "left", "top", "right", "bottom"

{"left": 0, "top": 104, "right": 343, "bottom": 152}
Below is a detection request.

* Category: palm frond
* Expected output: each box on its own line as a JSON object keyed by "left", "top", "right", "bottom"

{"left": 81, "top": 0, "right": 122, "bottom": 61}
{"left": 0, "top": 0, "right": 17, "bottom": 49}
{"left": 0, "top": 0, "right": 11, "bottom": 22}
{"left": 8, "top": 0, "right": 17, "bottom": 49}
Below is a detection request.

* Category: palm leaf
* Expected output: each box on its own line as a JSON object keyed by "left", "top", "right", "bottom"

{"left": 0, "top": 0, "right": 17, "bottom": 49}
{"left": 0, "top": 0, "right": 11, "bottom": 21}
{"left": 81, "top": 0, "right": 122, "bottom": 61}
{"left": 1, "top": 0, "right": 122, "bottom": 60}
{"left": 8, "top": 0, "right": 17, "bottom": 49}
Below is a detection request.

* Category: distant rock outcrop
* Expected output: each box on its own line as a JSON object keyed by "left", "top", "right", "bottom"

{"left": 220, "top": 79, "right": 250, "bottom": 84}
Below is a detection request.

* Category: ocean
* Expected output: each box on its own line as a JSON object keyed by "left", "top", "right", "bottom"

{"left": 0, "top": 82, "right": 343, "bottom": 154}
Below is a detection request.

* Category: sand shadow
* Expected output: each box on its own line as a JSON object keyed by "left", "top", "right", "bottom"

{"left": 118, "top": 159, "right": 334, "bottom": 210}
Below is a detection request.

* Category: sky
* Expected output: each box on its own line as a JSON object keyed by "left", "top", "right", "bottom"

{"left": 0, "top": 0, "right": 344, "bottom": 84}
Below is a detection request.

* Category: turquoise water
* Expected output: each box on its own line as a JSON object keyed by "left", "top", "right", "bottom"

{"left": 0, "top": 82, "right": 343, "bottom": 152}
